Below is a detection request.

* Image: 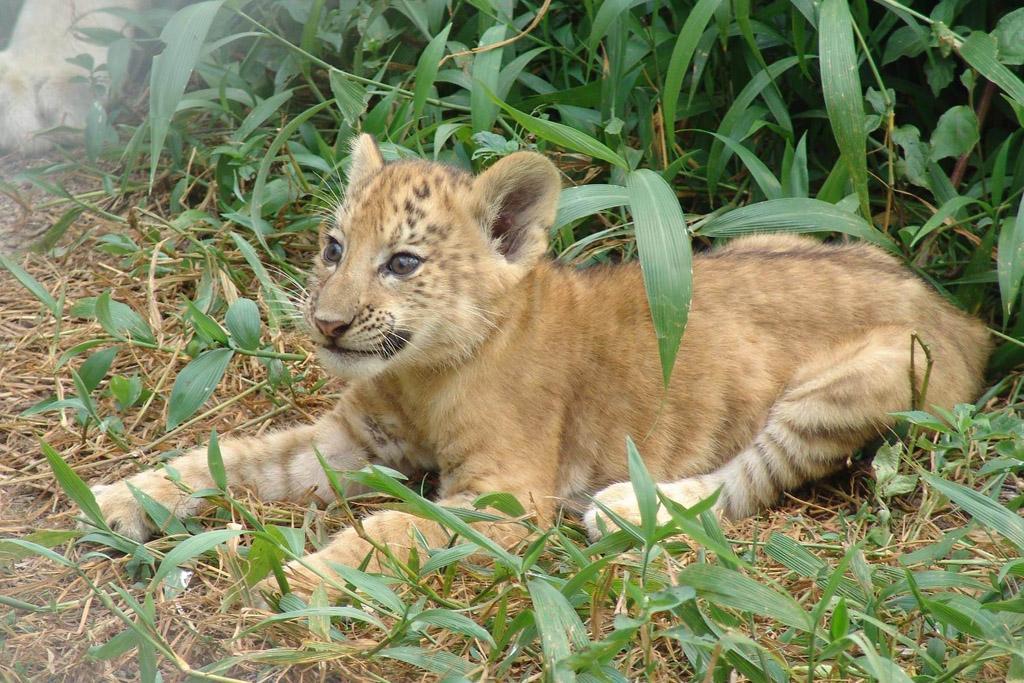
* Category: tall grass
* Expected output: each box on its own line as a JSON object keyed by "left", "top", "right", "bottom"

{"left": 2, "top": 0, "right": 1024, "bottom": 680}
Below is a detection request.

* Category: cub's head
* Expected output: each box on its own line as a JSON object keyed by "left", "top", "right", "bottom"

{"left": 306, "top": 135, "right": 561, "bottom": 379}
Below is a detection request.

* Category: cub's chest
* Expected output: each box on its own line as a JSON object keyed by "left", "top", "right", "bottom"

{"left": 349, "top": 410, "right": 436, "bottom": 473}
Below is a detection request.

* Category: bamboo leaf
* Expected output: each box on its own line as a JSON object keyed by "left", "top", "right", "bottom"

{"left": 41, "top": 439, "right": 107, "bottom": 532}
{"left": 412, "top": 24, "right": 452, "bottom": 122}
{"left": 376, "top": 646, "right": 472, "bottom": 677}
{"left": 224, "top": 298, "right": 262, "bottom": 350}
{"left": 554, "top": 184, "right": 630, "bottom": 230}
{"left": 471, "top": 25, "right": 506, "bottom": 133}
{"left": 588, "top": 0, "right": 645, "bottom": 51}
{"left": 820, "top": 0, "right": 870, "bottom": 216}
{"left": 232, "top": 89, "right": 294, "bottom": 142}
{"left": 706, "top": 56, "right": 801, "bottom": 194}
{"left": 150, "top": 528, "right": 247, "bottom": 587}
{"left": 527, "top": 578, "right": 589, "bottom": 679}
{"left": 346, "top": 466, "right": 521, "bottom": 569}
{"left": 997, "top": 195, "right": 1024, "bottom": 320}
{"left": 956, "top": 30, "right": 1024, "bottom": 108}
{"left": 678, "top": 564, "right": 812, "bottom": 631}
{"left": 411, "top": 608, "right": 496, "bottom": 646}
{"left": 0, "top": 253, "right": 60, "bottom": 316}
{"left": 662, "top": 0, "right": 723, "bottom": 150}
{"left": 206, "top": 430, "right": 227, "bottom": 491}
{"left": 328, "top": 563, "right": 406, "bottom": 615}
{"left": 166, "top": 348, "right": 234, "bottom": 430}
{"left": 94, "top": 292, "right": 155, "bottom": 344}
{"left": 490, "top": 91, "right": 628, "bottom": 169}
{"left": 148, "top": 0, "right": 224, "bottom": 186}
{"left": 696, "top": 198, "right": 896, "bottom": 250}
{"left": 626, "top": 169, "right": 692, "bottom": 384}
{"left": 923, "top": 473, "right": 1024, "bottom": 551}
{"left": 328, "top": 70, "right": 369, "bottom": 125}
{"left": 626, "top": 436, "right": 658, "bottom": 539}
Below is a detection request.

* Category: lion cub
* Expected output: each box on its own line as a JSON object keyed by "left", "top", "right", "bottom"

{"left": 89, "top": 135, "right": 989, "bottom": 596}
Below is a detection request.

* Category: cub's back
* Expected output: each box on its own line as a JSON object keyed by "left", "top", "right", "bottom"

{"left": 682, "top": 233, "right": 989, "bottom": 408}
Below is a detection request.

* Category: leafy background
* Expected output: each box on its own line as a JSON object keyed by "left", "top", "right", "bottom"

{"left": 1, "top": 0, "right": 1023, "bottom": 680}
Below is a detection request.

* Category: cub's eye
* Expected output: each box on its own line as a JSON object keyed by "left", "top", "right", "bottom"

{"left": 322, "top": 238, "right": 344, "bottom": 264}
{"left": 386, "top": 253, "right": 422, "bottom": 276}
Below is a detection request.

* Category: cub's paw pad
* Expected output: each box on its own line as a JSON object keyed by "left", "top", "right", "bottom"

{"left": 582, "top": 478, "right": 719, "bottom": 541}
{"left": 583, "top": 482, "right": 646, "bottom": 541}
{"left": 86, "top": 481, "right": 154, "bottom": 542}
{"left": 659, "top": 478, "right": 718, "bottom": 511}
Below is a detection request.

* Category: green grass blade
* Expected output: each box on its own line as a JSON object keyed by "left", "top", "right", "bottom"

{"left": 41, "top": 439, "right": 107, "bottom": 532}
{"left": 956, "top": 30, "right": 1024, "bottom": 108}
{"left": 696, "top": 198, "right": 896, "bottom": 251}
{"left": 662, "top": 0, "right": 723, "bottom": 153}
{"left": 527, "top": 578, "right": 589, "bottom": 679}
{"left": 224, "top": 298, "right": 262, "bottom": 350}
{"left": 0, "top": 253, "right": 60, "bottom": 316}
{"left": 148, "top": 0, "right": 225, "bottom": 187}
{"left": 150, "top": 528, "right": 247, "bottom": 587}
{"left": 923, "top": 473, "right": 1024, "bottom": 551}
{"left": 625, "top": 169, "right": 692, "bottom": 384}
{"left": 819, "top": 0, "right": 870, "bottom": 217}
{"left": 997, "top": 194, "right": 1024, "bottom": 320}
{"left": 678, "top": 564, "right": 812, "bottom": 631}
{"left": 491, "top": 90, "right": 628, "bottom": 169}
{"left": 553, "top": 185, "right": 630, "bottom": 230}
{"left": 471, "top": 25, "right": 506, "bottom": 133}
{"left": 413, "top": 23, "right": 451, "bottom": 122}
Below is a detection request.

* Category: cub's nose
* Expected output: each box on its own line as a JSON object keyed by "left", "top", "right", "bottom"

{"left": 314, "top": 315, "right": 354, "bottom": 339}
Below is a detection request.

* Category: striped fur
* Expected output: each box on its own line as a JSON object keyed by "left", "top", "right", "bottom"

{"left": 89, "top": 138, "right": 990, "bottom": 598}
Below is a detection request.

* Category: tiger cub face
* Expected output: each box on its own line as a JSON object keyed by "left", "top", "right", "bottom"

{"left": 305, "top": 135, "right": 561, "bottom": 379}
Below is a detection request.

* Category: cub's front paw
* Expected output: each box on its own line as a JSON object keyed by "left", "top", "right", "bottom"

{"left": 0, "top": 53, "right": 92, "bottom": 153}
{"left": 87, "top": 481, "right": 155, "bottom": 542}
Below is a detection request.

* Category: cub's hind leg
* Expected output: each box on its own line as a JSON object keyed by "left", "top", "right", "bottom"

{"left": 585, "top": 327, "right": 962, "bottom": 539}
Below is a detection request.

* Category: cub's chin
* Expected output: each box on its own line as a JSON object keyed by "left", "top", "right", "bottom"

{"left": 315, "top": 345, "right": 393, "bottom": 380}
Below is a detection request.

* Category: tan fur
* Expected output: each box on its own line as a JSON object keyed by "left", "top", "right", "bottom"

{"left": 89, "top": 136, "right": 990, "bottom": 598}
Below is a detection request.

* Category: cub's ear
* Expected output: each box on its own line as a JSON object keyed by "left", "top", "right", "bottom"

{"left": 470, "top": 152, "right": 561, "bottom": 265}
{"left": 346, "top": 134, "right": 384, "bottom": 189}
